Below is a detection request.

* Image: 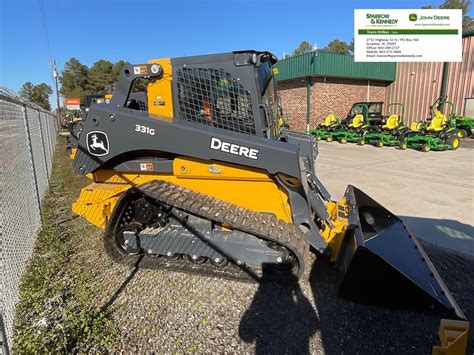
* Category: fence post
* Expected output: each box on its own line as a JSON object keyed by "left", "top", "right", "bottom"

{"left": 22, "top": 105, "right": 42, "bottom": 216}
{"left": 37, "top": 110, "right": 50, "bottom": 178}
{"left": 46, "top": 112, "right": 54, "bottom": 173}
{"left": 0, "top": 314, "right": 9, "bottom": 355}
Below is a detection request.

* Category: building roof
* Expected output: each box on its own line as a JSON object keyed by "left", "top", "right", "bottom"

{"left": 463, "top": 28, "right": 474, "bottom": 37}
{"left": 275, "top": 29, "right": 473, "bottom": 83}
{"left": 273, "top": 50, "right": 396, "bottom": 82}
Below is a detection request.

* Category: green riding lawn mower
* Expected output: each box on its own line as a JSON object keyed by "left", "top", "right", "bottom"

{"left": 431, "top": 96, "right": 473, "bottom": 138}
{"left": 455, "top": 114, "right": 474, "bottom": 138}
{"left": 306, "top": 114, "right": 342, "bottom": 141}
{"left": 451, "top": 102, "right": 474, "bottom": 138}
{"left": 330, "top": 103, "right": 372, "bottom": 144}
{"left": 404, "top": 98, "right": 462, "bottom": 152}
{"left": 308, "top": 102, "right": 384, "bottom": 143}
{"left": 308, "top": 98, "right": 470, "bottom": 153}
{"left": 311, "top": 102, "right": 384, "bottom": 143}
{"left": 362, "top": 103, "right": 409, "bottom": 149}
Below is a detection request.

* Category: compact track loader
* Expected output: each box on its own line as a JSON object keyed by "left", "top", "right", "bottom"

{"left": 71, "top": 51, "right": 465, "bottom": 318}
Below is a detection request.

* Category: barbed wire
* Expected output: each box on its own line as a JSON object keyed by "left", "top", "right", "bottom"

{"left": 0, "top": 86, "right": 55, "bottom": 114}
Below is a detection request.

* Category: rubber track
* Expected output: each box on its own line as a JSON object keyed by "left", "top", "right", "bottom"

{"left": 134, "top": 180, "right": 309, "bottom": 280}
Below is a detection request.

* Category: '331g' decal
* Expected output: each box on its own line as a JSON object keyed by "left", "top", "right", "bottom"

{"left": 134, "top": 124, "right": 155, "bottom": 136}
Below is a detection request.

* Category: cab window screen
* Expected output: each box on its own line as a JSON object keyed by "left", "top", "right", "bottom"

{"left": 258, "top": 61, "right": 272, "bottom": 94}
{"left": 175, "top": 67, "right": 256, "bottom": 135}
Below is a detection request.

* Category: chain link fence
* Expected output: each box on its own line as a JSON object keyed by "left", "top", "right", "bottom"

{"left": 0, "top": 87, "right": 58, "bottom": 353}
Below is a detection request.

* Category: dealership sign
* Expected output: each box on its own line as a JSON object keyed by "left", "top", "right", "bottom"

{"left": 354, "top": 9, "right": 462, "bottom": 62}
{"left": 65, "top": 98, "right": 81, "bottom": 110}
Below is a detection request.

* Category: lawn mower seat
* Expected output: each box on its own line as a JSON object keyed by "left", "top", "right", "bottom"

{"left": 427, "top": 111, "right": 447, "bottom": 132}
{"left": 382, "top": 114, "right": 399, "bottom": 130}
{"left": 349, "top": 114, "right": 364, "bottom": 129}
{"left": 410, "top": 121, "right": 423, "bottom": 132}
{"left": 321, "top": 114, "right": 337, "bottom": 127}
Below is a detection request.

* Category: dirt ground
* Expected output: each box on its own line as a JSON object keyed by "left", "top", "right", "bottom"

{"left": 14, "top": 137, "right": 474, "bottom": 353}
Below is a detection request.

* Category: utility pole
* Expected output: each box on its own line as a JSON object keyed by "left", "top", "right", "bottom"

{"left": 52, "top": 59, "right": 61, "bottom": 126}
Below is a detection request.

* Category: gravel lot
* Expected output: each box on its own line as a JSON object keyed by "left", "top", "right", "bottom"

{"left": 15, "top": 138, "right": 474, "bottom": 353}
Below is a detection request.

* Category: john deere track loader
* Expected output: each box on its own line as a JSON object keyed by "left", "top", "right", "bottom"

{"left": 71, "top": 51, "right": 465, "bottom": 318}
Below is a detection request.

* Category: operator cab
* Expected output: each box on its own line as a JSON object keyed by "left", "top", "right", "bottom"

{"left": 167, "top": 51, "right": 281, "bottom": 139}
{"left": 112, "top": 51, "right": 283, "bottom": 139}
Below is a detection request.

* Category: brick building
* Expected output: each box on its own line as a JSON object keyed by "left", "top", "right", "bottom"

{"left": 278, "top": 77, "right": 389, "bottom": 132}
{"left": 275, "top": 29, "right": 474, "bottom": 132}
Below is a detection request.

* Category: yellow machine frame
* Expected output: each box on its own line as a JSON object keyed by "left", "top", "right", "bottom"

{"left": 74, "top": 157, "right": 293, "bottom": 229}
{"left": 147, "top": 58, "right": 173, "bottom": 118}
{"left": 74, "top": 157, "right": 349, "bottom": 260}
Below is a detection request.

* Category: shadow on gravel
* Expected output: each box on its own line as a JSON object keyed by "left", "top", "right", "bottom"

{"left": 100, "top": 255, "right": 143, "bottom": 313}
{"left": 309, "top": 241, "right": 474, "bottom": 354}
{"left": 401, "top": 216, "right": 474, "bottom": 258}
{"left": 239, "top": 270, "right": 319, "bottom": 354}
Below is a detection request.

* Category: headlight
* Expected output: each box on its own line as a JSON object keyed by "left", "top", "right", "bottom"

{"left": 150, "top": 64, "right": 162, "bottom": 75}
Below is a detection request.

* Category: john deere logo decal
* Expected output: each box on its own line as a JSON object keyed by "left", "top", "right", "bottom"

{"left": 409, "top": 13, "right": 417, "bottom": 21}
{"left": 87, "top": 131, "right": 109, "bottom": 156}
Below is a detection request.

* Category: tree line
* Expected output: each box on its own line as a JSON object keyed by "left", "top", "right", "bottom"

{"left": 19, "top": 82, "right": 53, "bottom": 110}
{"left": 59, "top": 58, "right": 129, "bottom": 99}
{"left": 59, "top": 58, "right": 147, "bottom": 100}
{"left": 18, "top": 58, "right": 145, "bottom": 111}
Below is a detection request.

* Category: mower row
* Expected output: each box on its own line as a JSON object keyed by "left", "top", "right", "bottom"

{"left": 307, "top": 99, "right": 472, "bottom": 152}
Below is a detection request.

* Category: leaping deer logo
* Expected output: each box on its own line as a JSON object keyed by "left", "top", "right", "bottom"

{"left": 86, "top": 131, "right": 109, "bottom": 156}
{"left": 90, "top": 134, "right": 106, "bottom": 151}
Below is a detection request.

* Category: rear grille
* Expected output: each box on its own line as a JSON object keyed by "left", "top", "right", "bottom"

{"left": 175, "top": 67, "right": 256, "bottom": 135}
